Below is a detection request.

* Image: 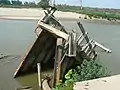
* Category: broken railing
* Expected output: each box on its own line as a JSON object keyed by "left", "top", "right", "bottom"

{"left": 14, "top": 6, "right": 111, "bottom": 89}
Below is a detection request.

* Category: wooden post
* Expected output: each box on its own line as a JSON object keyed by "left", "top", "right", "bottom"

{"left": 72, "top": 30, "right": 77, "bottom": 56}
{"left": 95, "top": 41, "right": 112, "bottom": 53}
{"left": 68, "top": 33, "right": 72, "bottom": 56}
{"left": 52, "top": 38, "right": 63, "bottom": 87}
{"left": 68, "top": 31, "right": 76, "bottom": 57}
{"left": 37, "top": 63, "right": 41, "bottom": 90}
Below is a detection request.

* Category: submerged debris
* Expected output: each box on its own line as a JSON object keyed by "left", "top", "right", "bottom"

{"left": 14, "top": 6, "right": 111, "bottom": 88}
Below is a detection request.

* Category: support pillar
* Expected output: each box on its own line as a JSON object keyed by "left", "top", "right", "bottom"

{"left": 52, "top": 38, "right": 63, "bottom": 87}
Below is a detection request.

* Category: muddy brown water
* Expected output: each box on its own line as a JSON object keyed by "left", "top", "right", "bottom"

{"left": 0, "top": 19, "right": 120, "bottom": 90}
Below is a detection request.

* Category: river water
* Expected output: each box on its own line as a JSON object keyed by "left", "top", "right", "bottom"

{"left": 0, "top": 19, "right": 120, "bottom": 90}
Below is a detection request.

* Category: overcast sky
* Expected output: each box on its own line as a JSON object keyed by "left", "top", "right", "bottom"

{"left": 20, "top": 0, "right": 120, "bottom": 9}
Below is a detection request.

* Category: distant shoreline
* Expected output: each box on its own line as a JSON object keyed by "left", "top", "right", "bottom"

{"left": 1, "top": 16, "right": 120, "bottom": 25}
{"left": 0, "top": 8, "right": 120, "bottom": 25}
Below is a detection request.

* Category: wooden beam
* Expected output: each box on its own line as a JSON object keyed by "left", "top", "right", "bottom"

{"left": 72, "top": 30, "right": 77, "bottom": 56}
{"left": 68, "top": 33, "right": 72, "bottom": 56}
{"left": 77, "top": 32, "right": 88, "bottom": 45}
{"left": 68, "top": 31, "right": 76, "bottom": 57}
{"left": 42, "top": 79, "right": 52, "bottom": 90}
{"left": 37, "top": 63, "right": 41, "bottom": 90}
{"left": 35, "top": 26, "right": 43, "bottom": 37}
{"left": 77, "top": 22, "right": 92, "bottom": 49}
{"left": 38, "top": 22, "right": 69, "bottom": 41}
{"left": 14, "top": 30, "right": 44, "bottom": 77}
{"left": 53, "top": 38, "right": 63, "bottom": 87}
{"left": 95, "top": 41, "right": 112, "bottom": 53}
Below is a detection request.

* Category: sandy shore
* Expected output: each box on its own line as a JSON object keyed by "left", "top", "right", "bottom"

{"left": 0, "top": 8, "right": 86, "bottom": 20}
{"left": 0, "top": 8, "right": 120, "bottom": 24}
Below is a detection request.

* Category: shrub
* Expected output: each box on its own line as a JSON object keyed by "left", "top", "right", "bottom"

{"left": 84, "top": 16, "right": 87, "bottom": 19}
{"left": 38, "top": 0, "right": 49, "bottom": 9}
{"left": 53, "top": 59, "right": 110, "bottom": 90}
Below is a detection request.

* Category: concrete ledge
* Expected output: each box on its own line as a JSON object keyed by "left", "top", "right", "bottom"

{"left": 74, "top": 75, "right": 120, "bottom": 90}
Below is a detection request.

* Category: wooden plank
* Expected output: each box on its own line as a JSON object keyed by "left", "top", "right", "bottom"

{"left": 68, "top": 33, "right": 72, "bottom": 56}
{"left": 68, "top": 31, "right": 76, "bottom": 57}
{"left": 38, "top": 22, "right": 69, "bottom": 41}
{"left": 37, "top": 63, "right": 41, "bottom": 90}
{"left": 95, "top": 41, "right": 112, "bottom": 53}
{"left": 42, "top": 79, "right": 52, "bottom": 90}
{"left": 35, "top": 26, "right": 43, "bottom": 37}
{"left": 87, "top": 43, "right": 96, "bottom": 56}
{"left": 72, "top": 30, "right": 77, "bottom": 56}
{"left": 52, "top": 38, "right": 63, "bottom": 87}
{"left": 77, "top": 32, "right": 88, "bottom": 45}
{"left": 14, "top": 31, "right": 55, "bottom": 77}
{"left": 77, "top": 22, "right": 92, "bottom": 48}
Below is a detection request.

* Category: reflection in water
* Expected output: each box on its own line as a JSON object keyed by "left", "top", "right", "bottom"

{"left": 16, "top": 73, "right": 38, "bottom": 90}
{"left": 0, "top": 55, "right": 21, "bottom": 90}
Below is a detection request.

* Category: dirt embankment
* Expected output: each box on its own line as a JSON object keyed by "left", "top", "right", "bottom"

{"left": 0, "top": 8, "right": 84, "bottom": 20}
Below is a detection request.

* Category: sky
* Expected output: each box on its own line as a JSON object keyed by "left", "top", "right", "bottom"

{"left": 20, "top": 0, "right": 120, "bottom": 9}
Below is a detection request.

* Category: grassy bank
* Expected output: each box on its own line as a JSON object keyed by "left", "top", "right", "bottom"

{"left": 1, "top": 4, "right": 120, "bottom": 21}
{"left": 56, "top": 5, "right": 120, "bottom": 21}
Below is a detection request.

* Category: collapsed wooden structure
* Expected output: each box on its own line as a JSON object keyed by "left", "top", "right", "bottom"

{"left": 14, "top": 7, "right": 111, "bottom": 87}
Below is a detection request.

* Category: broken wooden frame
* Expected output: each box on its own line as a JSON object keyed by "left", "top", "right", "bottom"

{"left": 14, "top": 6, "right": 112, "bottom": 88}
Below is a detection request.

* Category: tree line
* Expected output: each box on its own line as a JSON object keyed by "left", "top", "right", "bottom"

{"left": 0, "top": 0, "right": 22, "bottom": 5}
{"left": 1, "top": 0, "right": 120, "bottom": 20}
{"left": 0, "top": 0, "right": 50, "bottom": 9}
{"left": 56, "top": 4, "right": 120, "bottom": 20}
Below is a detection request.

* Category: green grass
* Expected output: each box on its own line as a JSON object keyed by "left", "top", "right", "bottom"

{"left": 56, "top": 5, "right": 120, "bottom": 20}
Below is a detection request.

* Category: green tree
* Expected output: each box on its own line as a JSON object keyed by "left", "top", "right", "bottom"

{"left": 28, "top": 2, "right": 36, "bottom": 7}
{"left": 0, "top": 0, "right": 11, "bottom": 5}
{"left": 38, "top": 0, "right": 50, "bottom": 9}
{"left": 23, "top": 1, "right": 29, "bottom": 6}
{"left": 11, "top": 0, "right": 22, "bottom": 5}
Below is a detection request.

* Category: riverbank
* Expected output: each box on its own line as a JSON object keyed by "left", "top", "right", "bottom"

{"left": 1, "top": 8, "right": 120, "bottom": 25}
{"left": 0, "top": 8, "right": 81, "bottom": 20}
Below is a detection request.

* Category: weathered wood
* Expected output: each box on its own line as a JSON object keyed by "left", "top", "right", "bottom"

{"left": 14, "top": 30, "right": 45, "bottom": 77}
{"left": 37, "top": 63, "right": 41, "bottom": 90}
{"left": 53, "top": 38, "right": 63, "bottom": 87}
{"left": 77, "top": 32, "right": 88, "bottom": 45}
{"left": 68, "top": 33, "right": 72, "bottom": 56}
{"left": 68, "top": 31, "right": 76, "bottom": 57}
{"left": 87, "top": 44, "right": 97, "bottom": 59}
{"left": 72, "top": 30, "right": 77, "bottom": 56}
{"left": 14, "top": 31, "right": 56, "bottom": 77}
{"left": 77, "top": 22, "right": 92, "bottom": 49}
{"left": 35, "top": 26, "right": 43, "bottom": 37}
{"left": 95, "top": 41, "right": 112, "bottom": 53}
{"left": 43, "top": 10, "right": 67, "bottom": 34}
{"left": 14, "top": 7, "right": 112, "bottom": 89}
{"left": 42, "top": 79, "right": 52, "bottom": 90}
{"left": 38, "top": 22, "right": 69, "bottom": 41}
